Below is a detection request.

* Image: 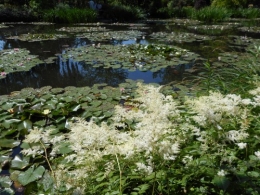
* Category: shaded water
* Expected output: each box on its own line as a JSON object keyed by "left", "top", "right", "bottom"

{"left": 0, "top": 20, "right": 260, "bottom": 95}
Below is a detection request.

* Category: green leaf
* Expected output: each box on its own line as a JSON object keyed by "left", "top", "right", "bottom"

{"left": 17, "top": 120, "right": 32, "bottom": 131}
{"left": 248, "top": 171, "right": 259, "bottom": 178}
{"left": 11, "top": 155, "right": 29, "bottom": 170}
{"left": 40, "top": 171, "right": 54, "bottom": 192}
{"left": 212, "top": 176, "right": 230, "bottom": 191}
{"left": 18, "top": 166, "right": 45, "bottom": 186}
{"left": 0, "top": 139, "right": 20, "bottom": 149}
{"left": 91, "top": 100, "right": 102, "bottom": 107}
{"left": 57, "top": 142, "right": 73, "bottom": 154}
{"left": 0, "top": 176, "right": 12, "bottom": 188}
{"left": 0, "top": 188, "right": 14, "bottom": 195}
{"left": 2, "top": 119, "right": 21, "bottom": 128}
{"left": 72, "top": 104, "right": 81, "bottom": 112}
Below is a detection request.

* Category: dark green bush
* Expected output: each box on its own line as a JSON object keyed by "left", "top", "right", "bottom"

{"left": 42, "top": 6, "right": 97, "bottom": 23}
{"left": 102, "top": 3, "right": 146, "bottom": 22}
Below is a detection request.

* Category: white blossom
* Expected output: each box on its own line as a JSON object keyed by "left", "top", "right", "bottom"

{"left": 236, "top": 142, "right": 247, "bottom": 149}
{"left": 217, "top": 169, "right": 227, "bottom": 176}
{"left": 255, "top": 151, "right": 260, "bottom": 159}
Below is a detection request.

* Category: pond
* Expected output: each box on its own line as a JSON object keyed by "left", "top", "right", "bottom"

{"left": 0, "top": 18, "right": 260, "bottom": 194}
{"left": 1, "top": 19, "right": 259, "bottom": 96}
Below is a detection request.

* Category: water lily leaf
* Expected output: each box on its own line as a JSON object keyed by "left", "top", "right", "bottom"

{"left": 0, "top": 155, "right": 9, "bottom": 164}
{"left": 1, "top": 129, "right": 17, "bottom": 137}
{"left": 0, "top": 139, "right": 20, "bottom": 149}
{"left": 0, "top": 176, "right": 12, "bottom": 188}
{"left": 0, "top": 188, "right": 14, "bottom": 195}
{"left": 39, "top": 171, "right": 54, "bottom": 192}
{"left": 57, "top": 142, "right": 73, "bottom": 154}
{"left": 91, "top": 100, "right": 102, "bottom": 107}
{"left": 17, "top": 120, "right": 32, "bottom": 131}
{"left": 93, "top": 110, "right": 102, "bottom": 116}
{"left": 18, "top": 166, "right": 45, "bottom": 186}
{"left": 72, "top": 104, "right": 81, "bottom": 112}
{"left": 1, "top": 102, "right": 15, "bottom": 110}
{"left": 34, "top": 120, "right": 46, "bottom": 127}
{"left": 11, "top": 155, "right": 29, "bottom": 170}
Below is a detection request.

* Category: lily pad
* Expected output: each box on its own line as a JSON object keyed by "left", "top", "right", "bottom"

{"left": 149, "top": 31, "right": 214, "bottom": 43}
{"left": 18, "top": 165, "right": 45, "bottom": 186}
{"left": 60, "top": 43, "right": 199, "bottom": 72}
{"left": 6, "top": 33, "right": 68, "bottom": 42}
{"left": 0, "top": 48, "right": 43, "bottom": 78}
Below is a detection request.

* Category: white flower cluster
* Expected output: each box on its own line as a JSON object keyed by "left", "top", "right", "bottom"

{"left": 185, "top": 91, "right": 251, "bottom": 144}
{"left": 21, "top": 82, "right": 260, "bottom": 192}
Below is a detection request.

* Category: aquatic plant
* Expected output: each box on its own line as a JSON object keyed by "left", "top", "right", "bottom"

{"left": 0, "top": 48, "right": 43, "bottom": 78}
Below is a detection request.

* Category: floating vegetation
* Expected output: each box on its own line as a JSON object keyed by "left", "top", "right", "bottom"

{"left": 149, "top": 32, "right": 214, "bottom": 43}
{"left": 187, "top": 24, "right": 233, "bottom": 35}
{"left": 0, "top": 48, "right": 43, "bottom": 78}
{"left": 0, "top": 24, "right": 9, "bottom": 28}
{"left": 227, "top": 35, "right": 259, "bottom": 50}
{"left": 6, "top": 33, "right": 68, "bottom": 42}
{"left": 213, "top": 52, "right": 242, "bottom": 67}
{"left": 60, "top": 44, "right": 199, "bottom": 72}
{"left": 30, "top": 22, "right": 54, "bottom": 25}
{"left": 237, "top": 26, "right": 260, "bottom": 34}
{"left": 76, "top": 30, "right": 145, "bottom": 41}
{"left": 57, "top": 26, "right": 108, "bottom": 33}
{"left": 166, "top": 18, "right": 201, "bottom": 26}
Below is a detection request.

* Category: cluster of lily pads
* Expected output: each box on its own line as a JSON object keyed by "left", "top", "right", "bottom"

{"left": 227, "top": 35, "right": 260, "bottom": 52}
{"left": 0, "top": 24, "right": 8, "bottom": 28}
{"left": 0, "top": 48, "right": 43, "bottom": 78}
{"left": 187, "top": 24, "right": 234, "bottom": 35}
{"left": 76, "top": 30, "right": 145, "bottom": 42}
{"left": 56, "top": 26, "right": 108, "bottom": 33}
{"left": 149, "top": 31, "right": 214, "bottom": 43}
{"left": 6, "top": 33, "right": 68, "bottom": 42}
{"left": 60, "top": 43, "right": 199, "bottom": 72}
{"left": 237, "top": 26, "right": 260, "bottom": 34}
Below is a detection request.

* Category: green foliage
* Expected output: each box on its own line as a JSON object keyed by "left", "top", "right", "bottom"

{"left": 102, "top": 2, "right": 146, "bottom": 22}
{"left": 211, "top": 0, "right": 247, "bottom": 8}
{"left": 231, "top": 8, "right": 260, "bottom": 19}
{"left": 190, "top": 6, "right": 231, "bottom": 23}
{"left": 42, "top": 6, "right": 97, "bottom": 23}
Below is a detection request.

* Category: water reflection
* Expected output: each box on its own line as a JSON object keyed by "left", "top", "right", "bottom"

{"left": 0, "top": 38, "right": 6, "bottom": 50}
{"left": 0, "top": 57, "right": 129, "bottom": 95}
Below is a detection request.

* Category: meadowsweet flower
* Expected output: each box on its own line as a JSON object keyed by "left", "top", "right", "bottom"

{"left": 182, "top": 155, "right": 193, "bottom": 164}
{"left": 236, "top": 142, "right": 247, "bottom": 149}
{"left": 136, "top": 162, "right": 153, "bottom": 175}
{"left": 217, "top": 170, "right": 227, "bottom": 176}
{"left": 24, "top": 128, "right": 43, "bottom": 143}
{"left": 226, "top": 130, "right": 249, "bottom": 142}
{"left": 255, "top": 151, "right": 260, "bottom": 159}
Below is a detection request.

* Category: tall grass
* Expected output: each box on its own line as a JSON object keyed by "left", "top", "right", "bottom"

{"left": 231, "top": 8, "right": 260, "bottom": 19}
{"left": 195, "top": 7, "right": 231, "bottom": 22}
{"left": 43, "top": 6, "right": 97, "bottom": 23}
{"left": 160, "top": 6, "right": 260, "bottom": 23}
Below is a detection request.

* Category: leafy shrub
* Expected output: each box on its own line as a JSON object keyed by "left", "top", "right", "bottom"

{"left": 102, "top": 2, "right": 146, "bottom": 22}
{"left": 42, "top": 5, "right": 97, "bottom": 23}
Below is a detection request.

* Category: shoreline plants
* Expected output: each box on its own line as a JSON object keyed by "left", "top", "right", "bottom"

{"left": 3, "top": 71, "right": 260, "bottom": 194}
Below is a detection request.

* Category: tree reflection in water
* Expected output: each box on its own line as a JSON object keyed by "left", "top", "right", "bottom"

{"left": 0, "top": 57, "right": 128, "bottom": 95}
